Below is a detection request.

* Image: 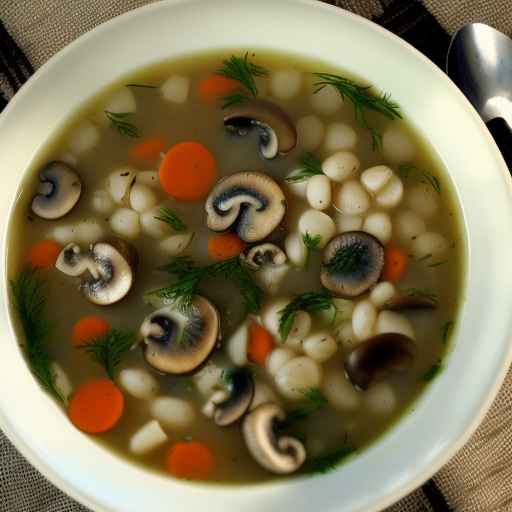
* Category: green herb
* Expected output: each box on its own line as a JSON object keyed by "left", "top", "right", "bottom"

{"left": 104, "top": 111, "right": 140, "bottom": 138}
{"left": 285, "top": 152, "right": 324, "bottom": 183}
{"left": 403, "top": 288, "right": 438, "bottom": 304}
{"left": 313, "top": 72, "right": 401, "bottom": 150}
{"left": 302, "top": 232, "right": 321, "bottom": 268}
{"left": 427, "top": 260, "right": 448, "bottom": 268}
{"left": 10, "top": 269, "right": 63, "bottom": 402}
{"left": 80, "top": 329, "right": 135, "bottom": 380}
{"left": 150, "top": 256, "right": 262, "bottom": 314}
{"left": 323, "top": 243, "right": 368, "bottom": 274}
{"left": 302, "top": 445, "right": 356, "bottom": 474}
{"left": 398, "top": 164, "right": 441, "bottom": 194}
{"left": 287, "top": 388, "right": 328, "bottom": 422}
{"left": 221, "top": 91, "right": 250, "bottom": 109}
{"left": 125, "top": 83, "right": 157, "bottom": 89}
{"left": 421, "top": 362, "right": 442, "bottom": 382}
{"left": 154, "top": 207, "right": 187, "bottom": 232}
{"left": 279, "top": 291, "right": 334, "bottom": 341}
{"left": 441, "top": 320, "right": 454, "bottom": 345}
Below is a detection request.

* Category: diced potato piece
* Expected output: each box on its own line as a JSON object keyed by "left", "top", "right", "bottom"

{"left": 104, "top": 88, "right": 136, "bottom": 115}
{"left": 129, "top": 420, "right": 168, "bottom": 455}
{"left": 369, "top": 282, "right": 396, "bottom": 308}
{"left": 140, "top": 205, "right": 170, "bottom": 238}
{"left": 352, "top": 299, "right": 377, "bottom": 341}
{"left": 375, "top": 175, "right": 403, "bottom": 209}
{"left": 297, "top": 115, "right": 325, "bottom": 151}
{"left": 161, "top": 75, "right": 190, "bottom": 104}
{"left": 50, "top": 362, "right": 73, "bottom": 403}
{"left": 306, "top": 174, "right": 332, "bottom": 211}
{"left": 335, "top": 213, "right": 363, "bottom": 233}
{"left": 303, "top": 332, "right": 337, "bottom": 362}
{"left": 227, "top": 322, "right": 249, "bottom": 366}
{"left": 75, "top": 220, "right": 105, "bottom": 244}
{"left": 136, "top": 171, "right": 159, "bottom": 187}
{"left": 284, "top": 232, "right": 307, "bottom": 267}
{"left": 310, "top": 85, "right": 343, "bottom": 114}
{"left": 324, "top": 122, "right": 357, "bottom": 151}
{"left": 150, "top": 397, "right": 196, "bottom": 429}
{"left": 67, "top": 120, "right": 100, "bottom": 155}
{"left": 129, "top": 183, "right": 158, "bottom": 213}
{"left": 322, "top": 151, "right": 360, "bottom": 183}
{"left": 394, "top": 210, "right": 426, "bottom": 244}
{"left": 107, "top": 168, "right": 136, "bottom": 203}
{"left": 334, "top": 179, "right": 370, "bottom": 216}
{"left": 360, "top": 165, "right": 393, "bottom": 194}
{"left": 91, "top": 190, "right": 115, "bottom": 215}
{"left": 159, "top": 232, "right": 194, "bottom": 256}
{"left": 266, "top": 347, "right": 296, "bottom": 376}
{"left": 411, "top": 232, "right": 450, "bottom": 259}
{"left": 298, "top": 210, "right": 336, "bottom": 248}
{"left": 275, "top": 356, "right": 321, "bottom": 400}
{"left": 382, "top": 127, "right": 416, "bottom": 163}
{"left": 118, "top": 368, "right": 159, "bottom": 399}
{"left": 109, "top": 208, "right": 140, "bottom": 238}
{"left": 270, "top": 69, "right": 302, "bottom": 100}
{"left": 50, "top": 224, "right": 76, "bottom": 245}
{"left": 362, "top": 211, "right": 392, "bottom": 244}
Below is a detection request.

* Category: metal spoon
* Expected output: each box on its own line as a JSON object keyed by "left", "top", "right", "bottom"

{"left": 446, "top": 23, "right": 512, "bottom": 169}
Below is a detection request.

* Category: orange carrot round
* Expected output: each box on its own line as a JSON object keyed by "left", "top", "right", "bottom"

{"left": 68, "top": 378, "right": 124, "bottom": 434}
{"left": 129, "top": 137, "right": 166, "bottom": 162}
{"left": 382, "top": 246, "right": 408, "bottom": 282}
{"left": 165, "top": 441, "right": 215, "bottom": 480}
{"left": 198, "top": 75, "right": 239, "bottom": 104}
{"left": 72, "top": 316, "right": 110, "bottom": 347}
{"left": 27, "top": 240, "right": 62, "bottom": 269}
{"left": 208, "top": 233, "right": 246, "bottom": 261}
{"left": 159, "top": 141, "right": 217, "bottom": 201}
{"left": 248, "top": 322, "right": 274, "bottom": 365}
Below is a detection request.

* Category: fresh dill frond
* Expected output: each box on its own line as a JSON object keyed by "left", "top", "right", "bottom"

{"left": 302, "top": 232, "right": 321, "bottom": 268}
{"left": 323, "top": 243, "right": 368, "bottom": 274}
{"left": 125, "top": 83, "right": 157, "bottom": 89}
{"left": 302, "top": 445, "right": 356, "bottom": 474}
{"left": 287, "top": 387, "right": 328, "bottom": 422}
{"left": 313, "top": 72, "right": 401, "bottom": 150}
{"left": 441, "top": 320, "right": 454, "bottom": 345}
{"left": 403, "top": 288, "right": 439, "bottom": 304}
{"left": 217, "top": 53, "right": 268, "bottom": 97}
{"left": 104, "top": 110, "right": 140, "bottom": 138}
{"left": 10, "top": 269, "right": 63, "bottom": 402}
{"left": 154, "top": 206, "right": 187, "bottom": 232}
{"left": 285, "top": 152, "right": 324, "bottom": 183}
{"left": 222, "top": 91, "right": 250, "bottom": 109}
{"left": 421, "top": 362, "right": 442, "bottom": 382}
{"left": 279, "top": 291, "right": 334, "bottom": 342}
{"left": 80, "top": 329, "right": 135, "bottom": 380}
{"left": 398, "top": 164, "right": 441, "bottom": 194}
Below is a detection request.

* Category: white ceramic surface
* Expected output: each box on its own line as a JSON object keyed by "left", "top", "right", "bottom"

{"left": 1, "top": 1, "right": 512, "bottom": 511}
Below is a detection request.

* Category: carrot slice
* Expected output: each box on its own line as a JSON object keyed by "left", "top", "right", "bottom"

{"left": 382, "top": 246, "right": 408, "bottom": 282}
{"left": 248, "top": 322, "right": 274, "bottom": 365}
{"left": 166, "top": 441, "right": 215, "bottom": 480}
{"left": 129, "top": 137, "right": 166, "bottom": 162}
{"left": 27, "top": 240, "right": 62, "bottom": 269}
{"left": 207, "top": 233, "right": 246, "bottom": 261}
{"left": 72, "top": 316, "right": 111, "bottom": 347}
{"left": 68, "top": 378, "right": 124, "bottom": 434}
{"left": 198, "top": 75, "right": 239, "bottom": 104}
{"left": 159, "top": 141, "right": 217, "bottom": 201}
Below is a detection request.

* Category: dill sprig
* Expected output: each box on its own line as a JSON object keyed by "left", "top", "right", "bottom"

{"left": 302, "top": 232, "right": 321, "bottom": 268}
{"left": 323, "top": 243, "right": 368, "bottom": 274}
{"left": 217, "top": 53, "right": 268, "bottom": 108}
{"left": 10, "top": 269, "right": 63, "bottom": 402}
{"left": 287, "top": 388, "right": 328, "bottom": 423}
{"left": 421, "top": 362, "right": 443, "bottom": 382}
{"left": 125, "top": 83, "right": 157, "bottom": 89}
{"left": 80, "top": 329, "right": 135, "bottom": 380}
{"left": 302, "top": 445, "right": 356, "bottom": 474}
{"left": 403, "top": 288, "right": 439, "bottom": 304}
{"left": 441, "top": 320, "right": 454, "bottom": 345}
{"left": 104, "top": 110, "right": 140, "bottom": 138}
{"left": 313, "top": 72, "right": 401, "bottom": 150}
{"left": 154, "top": 206, "right": 187, "bottom": 232}
{"left": 398, "top": 164, "right": 441, "bottom": 194}
{"left": 285, "top": 152, "right": 324, "bottom": 183}
{"left": 279, "top": 291, "right": 334, "bottom": 341}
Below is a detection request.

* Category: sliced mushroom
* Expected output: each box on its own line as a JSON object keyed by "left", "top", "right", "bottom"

{"left": 242, "top": 243, "right": 287, "bottom": 269}
{"left": 224, "top": 100, "right": 297, "bottom": 159}
{"left": 243, "top": 403, "right": 306, "bottom": 474}
{"left": 56, "top": 238, "right": 137, "bottom": 305}
{"left": 31, "top": 161, "right": 82, "bottom": 219}
{"left": 204, "top": 368, "right": 254, "bottom": 426}
{"left": 383, "top": 295, "right": 437, "bottom": 311}
{"left": 344, "top": 333, "right": 415, "bottom": 390}
{"left": 205, "top": 171, "right": 286, "bottom": 243}
{"left": 321, "top": 231, "right": 384, "bottom": 298}
{"left": 140, "top": 296, "right": 220, "bottom": 375}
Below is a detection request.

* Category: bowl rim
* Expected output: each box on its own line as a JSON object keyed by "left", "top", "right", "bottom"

{"left": 1, "top": 0, "right": 512, "bottom": 511}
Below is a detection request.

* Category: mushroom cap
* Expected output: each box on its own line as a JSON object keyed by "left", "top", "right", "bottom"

{"left": 321, "top": 231, "right": 384, "bottom": 298}
{"left": 344, "top": 332, "right": 415, "bottom": 390}
{"left": 141, "top": 296, "right": 220, "bottom": 375}
{"left": 243, "top": 243, "right": 287, "bottom": 269}
{"left": 224, "top": 99, "right": 297, "bottom": 159}
{"left": 31, "top": 161, "right": 82, "bottom": 219}
{"left": 205, "top": 171, "right": 286, "bottom": 243}
{"left": 242, "top": 403, "right": 306, "bottom": 474}
{"left": 383, "top": 295, "right": 437, "bottom": 311}
{"left": 212, "top": 368, "right": 254, "bottom": 426}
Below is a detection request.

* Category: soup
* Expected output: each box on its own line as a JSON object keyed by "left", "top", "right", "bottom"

{"left": 8, "top": 51, "right": 464, "bottom": 483}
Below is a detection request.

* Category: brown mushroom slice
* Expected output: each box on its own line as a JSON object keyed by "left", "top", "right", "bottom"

{"left": 224, "top": 100, "right": 297, "bottom": 159}
{"left": 344, "top": 333, "right": 415, "bottom": 390}
{"left": 140, "top": 296, "right": 219, "bottom": 375}
{"left": 205, "top": 171, "right": 286, "bottom": 243}
{"left": 384, "top": 295, "right": 437, "bottom": 311}
{"left": 243, "top": 403, "right": 306, "bottom": 474}
{"left": 31, "top": 161, "right": 82, "bottom": 219}
{"left": 242, "top": 243, "right": 287, "bottom": 269}
{"left": 55, "top": 238, "right": 137, "bottom": 305}
{"left": 205, "top": 368, "right": 254, "bottom": 426}
{"left": 321, "top": 231, "right": 384, "bottom": 298}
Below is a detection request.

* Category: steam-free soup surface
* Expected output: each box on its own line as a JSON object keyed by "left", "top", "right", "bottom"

{"left": 8, "top": 51, "right": 464, "bottom": 483}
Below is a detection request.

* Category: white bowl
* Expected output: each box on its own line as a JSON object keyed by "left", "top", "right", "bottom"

{"left": 1, "top": 1, "right": 512, "bottom": 511}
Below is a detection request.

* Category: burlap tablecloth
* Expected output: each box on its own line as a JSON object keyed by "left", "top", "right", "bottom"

{"left": 0, "top": 1, "right": 511, "bottom": 511}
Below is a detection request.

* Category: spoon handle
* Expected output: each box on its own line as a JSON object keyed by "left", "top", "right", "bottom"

{"left": 486, "top": 118, "right": 512, "bottom": 171}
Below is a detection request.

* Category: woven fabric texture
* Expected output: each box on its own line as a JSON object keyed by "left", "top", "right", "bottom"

{"left": 0, "top": 1, "right": 511, "bottom": 511}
